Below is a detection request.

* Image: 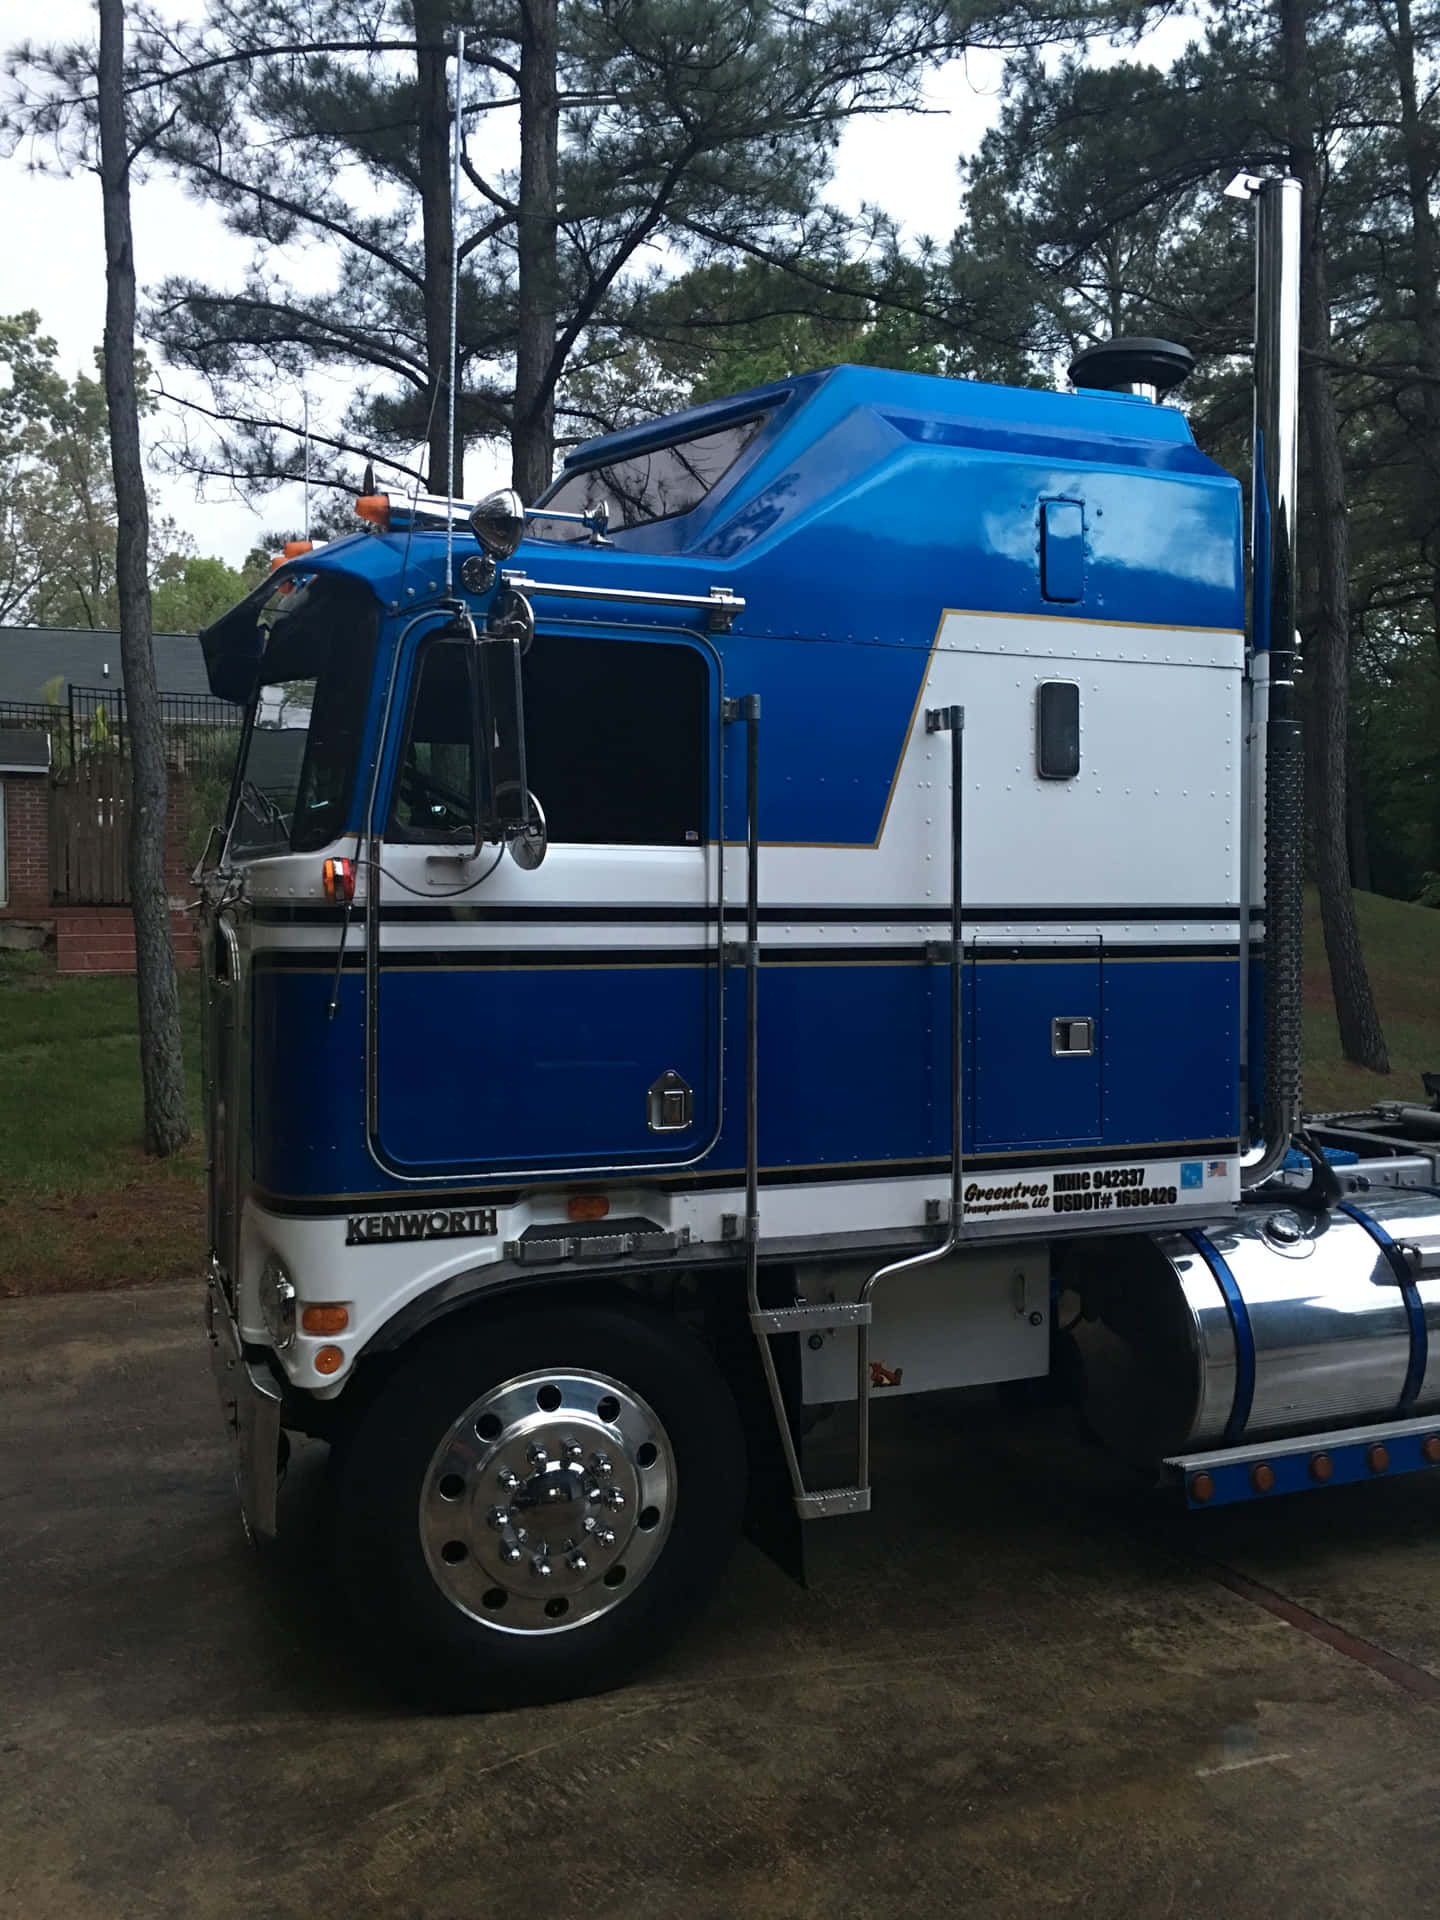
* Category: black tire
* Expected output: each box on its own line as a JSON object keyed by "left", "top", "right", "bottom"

{"left": 334, "top": 1299, "right": 745, "bottom": 1710}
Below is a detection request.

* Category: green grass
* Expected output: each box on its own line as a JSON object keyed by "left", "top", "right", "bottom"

{"left": 1303, "top": 887, "right": 1440, "bottom": 1112}
{"left": 0, "top": 951, "right": 203, "bottom": 1195}
{"left": 0, "top": 950, "right": 205, "bottom": 1294}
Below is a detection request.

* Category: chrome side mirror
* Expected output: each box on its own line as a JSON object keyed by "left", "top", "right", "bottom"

{"left": 509, "top": 792, "right": 547, "bottom": 870}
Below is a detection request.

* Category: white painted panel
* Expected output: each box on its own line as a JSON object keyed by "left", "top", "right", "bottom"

{"left": 796, "top": 1249, "right": 1050, "bottom": 1402}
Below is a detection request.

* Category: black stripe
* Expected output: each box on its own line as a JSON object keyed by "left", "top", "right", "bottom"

{"left": 252, "top": 1140, "right": 1240, "bottom": 1216}
{"left": 251, "top": 901, "right": 1260, "bottom": 929}
{"left": 250, "top": 939, "right": 1249, "bottom": 973}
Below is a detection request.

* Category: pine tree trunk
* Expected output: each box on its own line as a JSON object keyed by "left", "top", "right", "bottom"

{"left": 1390, "top": 0, "right": 1440, "bottom": 871}
{"left": 97, "top": 0, "right": 189, "bottom": 1155}
{"left": 1281, "top": 0, "right": 1388, "bottom": 1071}
{"left": 415, "top": 1, "right": 458, "bottom": 495}
{"left": 512, "top": 0, "right": 559, "bottom": 503}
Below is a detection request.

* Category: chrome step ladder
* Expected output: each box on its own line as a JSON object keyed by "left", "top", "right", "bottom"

{"left": 734, "top": 696, "right": 967, "bottom": 1520}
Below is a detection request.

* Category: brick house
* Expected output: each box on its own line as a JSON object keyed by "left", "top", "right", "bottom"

{"left": 0, "top": 629, "right": 228, "bottom": 972}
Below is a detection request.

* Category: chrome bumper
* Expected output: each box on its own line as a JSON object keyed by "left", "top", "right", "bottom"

{"left": 205, "top": 1267, "right": 282, "bottom": 1541}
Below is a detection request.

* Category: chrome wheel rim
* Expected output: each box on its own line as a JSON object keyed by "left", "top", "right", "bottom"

{"left": 419, "top": 1369, "right": 677, "bottom": 1634}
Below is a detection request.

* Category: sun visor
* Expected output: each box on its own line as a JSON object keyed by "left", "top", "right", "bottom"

{"left": 199, "top": 576, "right": 281, "bottom": 704}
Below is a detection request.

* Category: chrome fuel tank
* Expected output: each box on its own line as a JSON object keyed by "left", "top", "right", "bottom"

{"left": 1069, "top": 1194, "right": 1440, "bottom": 1461}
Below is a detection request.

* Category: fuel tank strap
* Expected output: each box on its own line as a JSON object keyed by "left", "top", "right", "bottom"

{"left": 1339, "top": 1202, "right": 1427, "bottom": 1411}
{"left": 1186, "top": 1229, "right": 1255, "bottom": 1444}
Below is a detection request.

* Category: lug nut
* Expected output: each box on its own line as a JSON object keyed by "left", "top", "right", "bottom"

{"left": 531, "top": 1556, "right": 552, "bottom": 1578}
{"left": 496, "top": 1468, "right": 519, "bottom": 1492}
{"left": 528, "top": 1442, "right": 549, "bottom": 1466}
{"left": 499, "top": 1542, "right": 522, "bottom": 1566}
{"left": 595, "top": 1527, "right": 617, "bottom": 1549}
{"left": 565, "top": 1441, "right": 585, "bottom": 1463}
{"left": 591, "top": 1452, "right": 612, "bottom": 1477}
{"left": 567, "top": 1551, "right": 588, "bottom": 1574}
{"left": 487, "top": 1506, "right": 510, "bottom": 1530}
{"left": 604, "top": 1486, "right": 626, "bottom": 1509}
{"left": 580, "top": 1515, "right": 598, "bottom": 1534}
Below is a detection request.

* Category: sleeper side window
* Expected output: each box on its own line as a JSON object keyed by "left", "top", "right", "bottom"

{"left": 1036, "top": 680, "right": 1081, "bottom": 780}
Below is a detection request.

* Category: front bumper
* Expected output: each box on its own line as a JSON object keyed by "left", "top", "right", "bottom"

{"left": 205, "top": 1267, "right": 283, "bottom": 1540}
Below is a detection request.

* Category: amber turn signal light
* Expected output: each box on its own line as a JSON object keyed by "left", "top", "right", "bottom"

{"left": 302, "top": 1304, "right": 350, "bottom": 1336}
{"left": 323, "top": 857, "right": 356, "bottom": 904}
{"left": 355, "top": 493, "right": 390, "bottom": 528}
{"left": 567, "top": 1194, "right": 610, "bottom": 1222}
{"left": 314, "top": 1345, "right": 345, "bottom": 1375}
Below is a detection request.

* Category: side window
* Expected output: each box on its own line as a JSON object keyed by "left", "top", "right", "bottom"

{"left": 523, "top": 633, "right": 707, "bottom": 845}
{"left": 390, "top": 640, "right": 475, "bottom": 841}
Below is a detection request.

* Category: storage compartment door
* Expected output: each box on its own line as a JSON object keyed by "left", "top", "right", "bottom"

{"left": 972, "top": 947, "right": 1102, "bottom": 1151}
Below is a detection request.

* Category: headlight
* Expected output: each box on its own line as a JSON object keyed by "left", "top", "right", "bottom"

{"left": 258, "top": 1256, "right": 297, "bottom": 1351}
{"left": 469, "top": 487, "right": 526, "bottom": 559}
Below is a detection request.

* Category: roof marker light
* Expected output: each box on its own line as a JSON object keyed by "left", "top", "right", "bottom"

{"left": 356, "top": 493, "right": 391, "bottom": 529}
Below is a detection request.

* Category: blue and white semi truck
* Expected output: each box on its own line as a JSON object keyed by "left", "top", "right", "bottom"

{"left": 201, "top": 175, "right": 1440, "bottom": 1706}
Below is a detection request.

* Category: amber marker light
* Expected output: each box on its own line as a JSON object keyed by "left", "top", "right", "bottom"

{"left": 323, "top": 857, "right": 356, "bottom": 904}
{"left": 1309, "top": 1453, "right": 1333, "bottom": 1482}
{"left": 1189, "top": 1472, "right": 1215, "bottom": 1505}
{"left": 1423, "top": 1436, "right": 1440, "bottom": 1465}
{"left": 1250, "top": 1463, "right": 1275, "bottom": 1493}
{"left": 314, "top": 1345, "right": 345, "bottom": 1375}
{"left": 355, "top": 493, "right": 391, "bottom": 529}
{"left": 282, "top": 539, "right": 314, "bottom": 558}
{"left": 302, "top": 1304, "right": 350, "bottom": 1336}
{"left": 567, "top": 1194, "right": 610, "bottom": 1222}
{"left": 1367, "top": 1445, "right": 1390, "bottom": 1474}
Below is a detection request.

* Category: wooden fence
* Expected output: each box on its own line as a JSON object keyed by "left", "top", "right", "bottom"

{"left": 50, "top": 754, "right": 130, "bottom": 905}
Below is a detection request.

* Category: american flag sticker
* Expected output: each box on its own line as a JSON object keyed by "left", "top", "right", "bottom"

{"left": 1207, "top": 1160, "right": 1228, "bottom": 1179}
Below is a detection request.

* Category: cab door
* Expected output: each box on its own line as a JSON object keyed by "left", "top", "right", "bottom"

{"left": 370, "top": 624, "right": 722, "bottom": 1179}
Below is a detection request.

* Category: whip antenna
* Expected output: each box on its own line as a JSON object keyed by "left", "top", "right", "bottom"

{"left": 446, "top": 25, "right": 465, "bottom": 595}
{"left": 302, "top": 384, "right": 311, "bottom": 541}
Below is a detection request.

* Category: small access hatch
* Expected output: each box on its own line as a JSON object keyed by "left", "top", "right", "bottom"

{"left": 1040, "top": 500, "right": 1084, "bottom": 603}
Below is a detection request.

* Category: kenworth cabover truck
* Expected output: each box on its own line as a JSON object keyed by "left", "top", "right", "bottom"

{"left": 201, "top": 175, "right": 1440, "bottom": 1707}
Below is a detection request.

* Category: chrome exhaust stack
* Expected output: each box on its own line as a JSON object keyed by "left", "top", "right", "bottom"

{"left": 1229, "top": 174, "right": 1305, "bottom": 1190}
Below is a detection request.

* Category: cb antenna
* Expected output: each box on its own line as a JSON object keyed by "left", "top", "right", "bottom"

{"left": 302, "top": 384, "right": 311, "bottom": 541}
{"left": 446, "top": 24, "right": 465, "bottom": 596}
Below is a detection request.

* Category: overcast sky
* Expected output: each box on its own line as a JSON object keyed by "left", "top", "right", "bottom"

{"left": 0, "top": 4, "right": 1194, "bottom": 570}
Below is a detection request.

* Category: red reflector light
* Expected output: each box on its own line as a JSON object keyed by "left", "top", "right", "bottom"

{"left": 323, "top": 857, "right": 356, "bottom": 904}
{"left": 567, "top": 1194, "right": 610, "bottom": 1222}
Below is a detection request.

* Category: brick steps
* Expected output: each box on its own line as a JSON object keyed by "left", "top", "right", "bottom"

{"left": 55, "top": 909, "right": 199, "bottom": 975}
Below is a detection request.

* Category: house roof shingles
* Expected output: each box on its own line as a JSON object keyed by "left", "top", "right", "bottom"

{"left": 0, "top": 628, "right": 211, "bottom": 705}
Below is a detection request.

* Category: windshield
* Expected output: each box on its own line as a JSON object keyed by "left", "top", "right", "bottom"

{"left": 228, "top": 579, "right": 378, "bottom": 860}
{"left": 528, "top": 414, "right": 768, "bottom": 542}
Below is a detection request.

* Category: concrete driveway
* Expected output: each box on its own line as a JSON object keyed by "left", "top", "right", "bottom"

{"left": 5, "top": 1282, "right": 1440, "bottom": 1918}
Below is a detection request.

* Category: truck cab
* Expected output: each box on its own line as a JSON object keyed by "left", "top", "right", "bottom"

{"left": 199, "top": 339, "right": 1440, "bottom": 1709}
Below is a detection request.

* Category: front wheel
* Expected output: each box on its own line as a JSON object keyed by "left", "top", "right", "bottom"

{"left": 334, "top": 1301, "right": 745, "bottom": 1709}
